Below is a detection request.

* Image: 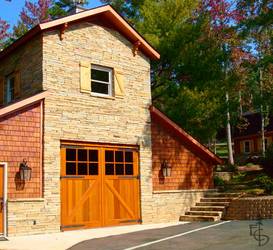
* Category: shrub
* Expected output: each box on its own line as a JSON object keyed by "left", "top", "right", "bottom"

{"left": 232, "top": 172, "right": 246, "bottom": 182}
{"left": 262, "top": 143, "right": 273, "bottom": 178}
{"left": 214, "top": 175, "right": 225, "bottom": 187}
{"left": 254, "top": 174, "right": 273, "bottom": 194}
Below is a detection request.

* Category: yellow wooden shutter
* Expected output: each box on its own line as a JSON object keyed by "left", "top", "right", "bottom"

{"left": 80, "top": 61, "right": 91, "bottom": 93}
{"left": 114, "top": 70, "right": 125, "bottom": 98}
{"left": 14, "top": 70, "right": 21, "bottom": 99}
{"left": 0, "top": 76, "right": 4, "bottom": 106}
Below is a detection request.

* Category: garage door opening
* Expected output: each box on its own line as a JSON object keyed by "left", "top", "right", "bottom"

{"left": 60, "top": 143, "right": 141, "bottom": 231}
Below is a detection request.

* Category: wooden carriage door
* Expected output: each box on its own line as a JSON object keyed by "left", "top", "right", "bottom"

{"left": 103, "top": 148, "right": 141, "bottom": 226}
{"left": 61, "top": 146, "right": 102, "bottom": 230}
{"left": 61, "top": 143, "right": 140, "bottom": 230}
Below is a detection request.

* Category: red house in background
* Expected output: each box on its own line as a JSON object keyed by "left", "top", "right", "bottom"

{"left": 234, "top": 113, "right": 273, "bottom": 156}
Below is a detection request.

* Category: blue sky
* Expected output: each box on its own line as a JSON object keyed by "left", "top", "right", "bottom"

{"left": 0, "top": 0, "right": 102, "bottom": 27}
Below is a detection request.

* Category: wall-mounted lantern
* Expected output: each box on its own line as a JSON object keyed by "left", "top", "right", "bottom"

{"left": 19, "top": 159, "right": 32, "bottom": 181}
{"left": 161, "top": 160, "right": 172, "bottom": 177}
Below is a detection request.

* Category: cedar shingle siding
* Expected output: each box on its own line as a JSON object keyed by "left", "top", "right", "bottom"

{"left": 152, "top": 119, "right": 214, "bottom": 191}
{"left": 0, "top": 102, "right": 42, "bottom": 199}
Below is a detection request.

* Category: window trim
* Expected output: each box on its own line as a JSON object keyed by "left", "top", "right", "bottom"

{"left": 91, "top": 65, "right": 113, "bottom": 97}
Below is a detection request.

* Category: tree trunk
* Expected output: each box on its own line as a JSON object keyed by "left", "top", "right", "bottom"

{"left": 260, "top": 69, "right": 266, "bottom": 156}
{"left": 261, "top": 106, "right": 266, "bottom": 156}
{"left": 226, "top": 92, "right": 234, "bottom": 165}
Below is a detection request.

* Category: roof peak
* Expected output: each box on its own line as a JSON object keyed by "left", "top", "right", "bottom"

{"left": 0, "top": 5, "right": 160, "bottom": 61}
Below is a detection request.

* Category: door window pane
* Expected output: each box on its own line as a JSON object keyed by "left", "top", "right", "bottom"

{"left": 125, "top": 164, "right": 133, "bottom": 175}
{"left": 125, "top": 152, "right": 133, "bottom": 162}
{"left": 66, "top": 149, "right": 76, "bottom": 161}
{"left": 66, "top": 162, "right": 76, "bottom": 175}
{"left": 115, "top": 151, "right": 123, "bottom": 162}
{"left": 105, "top": 163, "right": 114, "bottom": 175}
{"left": 78, "top": 163, "right": 88, "bottom": 175}
{"left": 105, "top": 150, "right": 114, "bottom": 162}
{"left": 89, "top": 150, "right": 98, "bottom": 161}
{"left": 116, "top": 164, "right": 124, "bottom": 175}
{"left": 78, "top": 149, "right": 87, "bottom": 161}
{"left": 89, "top": 163, "right": 98, "bottom": 175}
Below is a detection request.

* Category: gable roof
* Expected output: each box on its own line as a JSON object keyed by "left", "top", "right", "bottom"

{"left": 0, "top": 5, "right": 160, "bottom": 60}
{"left": 233, "top": 112, "right": 273, "bottom": 138}
{"left": 150, "top": 106, "right": 223, "bottom": 165}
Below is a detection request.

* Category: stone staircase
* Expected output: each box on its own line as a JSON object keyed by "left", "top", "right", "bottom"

{"left": 179, "top": 192, "right": 241, "bottom": 222}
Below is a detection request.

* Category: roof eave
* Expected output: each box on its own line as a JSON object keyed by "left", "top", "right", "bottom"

{"left": 0, "top": 5, "right": 160, "bottom": 61}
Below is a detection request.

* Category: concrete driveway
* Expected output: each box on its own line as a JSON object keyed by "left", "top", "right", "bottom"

{"left": 69, "top": 220, "right": 273, "bottom": 250}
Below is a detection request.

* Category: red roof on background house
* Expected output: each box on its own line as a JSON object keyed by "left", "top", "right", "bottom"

{"left": 0, "top": 5, "right": 160, "bottom": 60}
{"left": 150, "top": 106, "right": 223, "bottom": 165}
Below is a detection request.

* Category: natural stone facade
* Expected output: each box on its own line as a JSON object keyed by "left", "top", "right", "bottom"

{"left": 41, "top": 22, "right": 152, "bottom": 235}
{"left": 0, "top": 35, "right": 43, "bottom": 103}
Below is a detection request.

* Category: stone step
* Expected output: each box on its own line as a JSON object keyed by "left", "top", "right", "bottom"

{"left": 196, "top": 202, "right": 230, "bottom": 207}
{"left": 190, "top": 206, "right": 226, "bottom": 212}
{"left": 185, "top": 211, "right": 222, "bottom": 217}
{"left": 200, "top": 197, "right": 233, "bottom": 202}
{"left": 204, "top": 192, "right": 240, "bottom": 198}
{"left": 179, "top": 215, "right": 219, "bottom": 222}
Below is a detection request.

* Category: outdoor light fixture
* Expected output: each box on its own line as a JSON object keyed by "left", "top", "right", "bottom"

{"left": 19, "top": 159, "right": 32, "bottom": 181}
{"left": 161, "top": 160, "right": 172, "bottom": 177}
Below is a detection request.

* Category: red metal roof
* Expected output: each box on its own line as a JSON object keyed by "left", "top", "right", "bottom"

{"left": 150, "top": 106, "right": 223, "bottom": 165}
{"left": 0, "top": 5, "right": 160, "bottom": 60}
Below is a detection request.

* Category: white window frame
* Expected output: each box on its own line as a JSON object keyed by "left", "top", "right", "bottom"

{"left": 243, "top": 140, "right": 251, "bottom": 153}
{"left": 91, "top": 65, "right": 113, "bottom": 97}
{"left": 5, "top": 75, "right": 15, "bottom": 104}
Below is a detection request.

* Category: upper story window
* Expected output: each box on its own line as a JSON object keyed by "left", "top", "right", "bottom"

{"left": 91, "top": 65, "right": 113, "bottom": 97}
{"left": 4, "top": 74, "right": 15, "bottom": 104}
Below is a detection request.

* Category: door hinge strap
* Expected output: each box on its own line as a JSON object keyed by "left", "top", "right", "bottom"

{"left": 61, "top": 224, "right": 85, "bottom": 230}
{"left": 60, "top": 176, "right": 84, "bottom": 179}
{"left": 120, "top": 219, "right": 142, "bottom": 223}
{"left": 118, "top": 175, "right": 140, "bottom": 180}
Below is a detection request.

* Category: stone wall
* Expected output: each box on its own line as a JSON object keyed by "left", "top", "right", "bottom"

{"left": 151, "top": 118, "right": 214, "bottom": 191}
{"left": 148, "top": 190, "right": 211, "bottom": 223}
{"left": 41, "top": 22, "right": 152, "bottom": 235}
{"left": 224, "top": 196, "right": 273, "bottom": 220}
{"left": 0, "top": 35, "right": 43, "bottom": 105}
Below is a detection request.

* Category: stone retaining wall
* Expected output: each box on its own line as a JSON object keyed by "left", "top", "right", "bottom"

{"left": 224, "top": 196, "right": 273, "bottom": 220}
